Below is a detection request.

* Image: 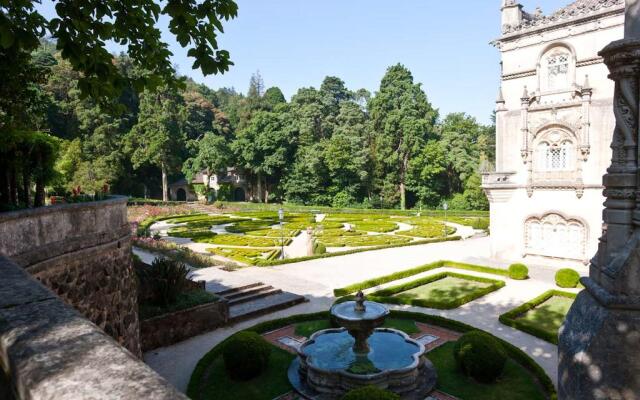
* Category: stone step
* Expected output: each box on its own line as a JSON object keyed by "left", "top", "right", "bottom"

{"left": 224, "top": 284, "right": 275, "bottom": 300}
{"left": 227, "top": 287, "right": 283, "bottom": 306}
{"left": 228, "top": 291, "right": 307, "bottom": 323}
{"left": 214, "top": 282, "right": 264, "bottom": 296}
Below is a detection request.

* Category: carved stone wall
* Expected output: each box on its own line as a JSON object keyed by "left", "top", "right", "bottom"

{"left": 0, "top": 196, "right": 141, "bottom": 357}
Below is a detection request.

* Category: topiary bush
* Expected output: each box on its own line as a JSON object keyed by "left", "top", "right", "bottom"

{"left": 341, "top": 385, "right": 400, "bottom": 400}
{"left": 453, "top": 331, "right": 507, "bottom": 383}
{"left": 555, "top": 268, "right": 580, "bottom": 288}
{"left": 313, "top": 241, "right": 327, "bottom": 255}
{"left": 508, "top": 263, "right": 529, "bottom": 280}
{"left": 222, "top": 331, "right": 271, "bottom": 380}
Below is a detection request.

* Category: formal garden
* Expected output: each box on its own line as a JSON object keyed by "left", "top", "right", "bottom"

{"left": 186, "top": 311, "right": 557, "bottom": 400}
{"left": 131, "top": 205, "right": 488, "bottom": 267}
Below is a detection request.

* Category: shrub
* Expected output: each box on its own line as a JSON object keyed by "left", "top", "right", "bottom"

{"left": 137, "top": 258, "right": 190, "bottom": 306}
{"left": 508, "top": 263, "right": 529, "bottom": 280}
{"left": 555, "top": 268, "right": 580, "bottom": 288}
{"left": 453, "top": 331, "right": 507, "bottom": 383}
{"left": 313, "top": 241, "right": 327, "bottom": 255}
{"left": 341, "top": 385, "right": 400, "bottom": 400}
{"left": 222, "top": 331, "right": 271, "bottom": 380}
{"left": 213, "top": 200, "right": 224, "bottom": 209}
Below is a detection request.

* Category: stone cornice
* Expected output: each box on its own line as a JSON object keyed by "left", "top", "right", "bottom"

{"left": 498, "top": 1, "right": 624, "bottom": 43}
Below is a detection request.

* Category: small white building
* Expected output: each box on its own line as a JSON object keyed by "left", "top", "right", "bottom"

{"left": 483, "top": 0, "right": 624, "bottom": 264}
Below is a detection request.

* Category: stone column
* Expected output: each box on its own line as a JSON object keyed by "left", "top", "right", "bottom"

{"left": 558, "top": 1, "right": 640, "bottom": 398}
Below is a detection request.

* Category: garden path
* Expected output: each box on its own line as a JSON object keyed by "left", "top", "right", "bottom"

{"left": 144, "top": 234, "right": 583, "bottom": 393}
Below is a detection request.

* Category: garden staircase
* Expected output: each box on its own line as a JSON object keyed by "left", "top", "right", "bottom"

{"left": 215, "top": 282, "right": 307, "bottom": 323}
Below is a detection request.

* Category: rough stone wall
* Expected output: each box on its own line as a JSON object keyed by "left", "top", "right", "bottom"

{"left": 0, "top": 196, "right": 141, "bottom": 357}
{"left": 0, "top": 256, "right": 186, "bottom": 399}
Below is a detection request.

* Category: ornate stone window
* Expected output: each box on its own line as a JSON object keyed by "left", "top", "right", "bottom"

{"left": 534, "top": 130, "right": 576, "bottom": 180}
{"left": 525, "top": 213, "right": 586, "bottom": 260}
{"left": 538, "top": 45, "right": 575, "bottom": 92}
{"left": 547, "top": 52, "right": 570, "bottom": 90}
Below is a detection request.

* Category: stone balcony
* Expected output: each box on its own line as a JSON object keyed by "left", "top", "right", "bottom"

{"left": 481, "top": 171, "right": 518, "bottom": 202}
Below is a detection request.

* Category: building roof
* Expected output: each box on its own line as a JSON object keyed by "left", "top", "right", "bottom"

{"left": 502, "top": 0, "right": 624, "bottom": 37}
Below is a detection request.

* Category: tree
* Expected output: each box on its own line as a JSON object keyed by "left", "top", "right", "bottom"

{"left": 263, "top": 87, "right": 286, "bottom": 109}
{"left": 369, "top": 64, "right": 438, "bottom": 209}
{"left": 1, "top": 0, "right": 238, "bottom": 102}
{"left": 126, "top": 87, "right": 185, "bottom": 201}
{"left": 182, "top": 132, "right": 233, "bottom": 190}
{"left": 439, "top": 113, "right": 485, "bottom": 195}
{"left": 232, "top": 110, "right": 294, "bottom": 202}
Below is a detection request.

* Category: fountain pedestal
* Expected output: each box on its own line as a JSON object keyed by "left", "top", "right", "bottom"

{"left": 289, "top": 293, "right": 437, "bottom": 399}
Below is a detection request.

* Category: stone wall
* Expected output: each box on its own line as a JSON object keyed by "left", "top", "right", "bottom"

{"left": 0, "top": 196, "right": 140, "bottom": 356}
{"left": 0, "top": 256, "right": 186, "bottom": 399}
{"left": 140, "top": 299, "right": 229, "bottom": 352}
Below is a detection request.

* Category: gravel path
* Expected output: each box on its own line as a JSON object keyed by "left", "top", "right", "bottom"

{"left": 143, "top": 234, "right": 583, "bottom": 393}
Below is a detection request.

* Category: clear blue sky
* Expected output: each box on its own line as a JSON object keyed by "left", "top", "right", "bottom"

{"left": 37, "top": 0, "right": 569, "bottom": 124}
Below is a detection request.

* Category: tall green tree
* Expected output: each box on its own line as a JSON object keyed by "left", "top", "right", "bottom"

{"left": 126, "top": 87, "right": 185, "bottom": 201}
{"left": 232, "top": 110, "right": 294, "bottom": 202}
{"left": 369, "top": 64, "right": 438, "bottom": 209}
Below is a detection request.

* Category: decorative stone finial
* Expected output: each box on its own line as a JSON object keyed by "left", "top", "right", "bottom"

{"left": 626, "top": 0, "right": 640, "bottom": 38}
{"left": 496, "top": 86, "right": 505, "bottom": 103}
{"left": 583, "top": 74, "right": 590, "bottom": 88}
{"left": 521, "top": 85, "right": 529, "bottom": 98}
{"left": 354, "top": 290, "right": 366, "bottom": 312}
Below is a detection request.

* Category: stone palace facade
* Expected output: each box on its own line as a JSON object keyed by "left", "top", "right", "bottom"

{"left": 483, "top": 0, "right": 625, "bottom": 264}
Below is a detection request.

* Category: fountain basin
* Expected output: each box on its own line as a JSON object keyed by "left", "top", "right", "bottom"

{"left": 290, "top": 328, "right": 436, "bottom": 399}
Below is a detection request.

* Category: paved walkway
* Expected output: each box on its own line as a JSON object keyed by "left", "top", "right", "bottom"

{"left": 143, "top": 234, "right": 582, "bottom": 393}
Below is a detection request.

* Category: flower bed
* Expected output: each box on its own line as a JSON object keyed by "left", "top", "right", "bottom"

{"left": 318, "top": 234, "right": 411, "bottom": 247}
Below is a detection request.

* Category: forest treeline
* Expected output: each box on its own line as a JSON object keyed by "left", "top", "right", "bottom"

{"left": 6, "top": 44, "right": 495, "bottom": 210}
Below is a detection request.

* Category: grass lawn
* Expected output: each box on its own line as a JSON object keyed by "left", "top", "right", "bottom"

{"left": 514, "top": 296, "right": 573, "bottom": 337}
{"left": 429, "top": 342, "right": 546, "bottom": 400}
{"left": 394, "top": 277, "right": 491, "bottom": 303}
{"left": 370, "top": 272, "right": 505, "bottom": 309}
{"left": 293, "top": 318, "right": 420, "bottom": 337}
{"left": 198, "top": 345, "right": 294, "bottom": 400}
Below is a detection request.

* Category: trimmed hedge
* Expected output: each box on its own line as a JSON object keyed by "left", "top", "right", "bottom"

{"left": 368, "top": 272, "right": 505, "bottom": 309}
{"left": 499, "top": 290, "right": 577, "bottom": 344}
{"left": 508, "top": 263, "right": 529, "bottom": 280}
{"left": 137, "top": 212, "right": 205, "bottom": 236}
{"left": 333, "top": 260, "right": 509, "bottom": 296}
{"left": 187, "top": 310, "right": 556, "bottom": 400}
{"left": 341, "top": 386, "right": 399, "bottom": 400}
{"left": 255, "top": 236, "right": 462, "bottom": 267}
{"left": 453, "top": 331, "right": 507, "bottom": 383}
{"left": 222, "top": 331, "right": 271, "bottom": 380}
{"left": 555, "top": 268, "right": 580, "bottom": 288}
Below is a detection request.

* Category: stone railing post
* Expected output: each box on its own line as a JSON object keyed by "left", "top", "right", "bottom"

{"left": 558, "top": 1, "right": 640, "bottom": 398}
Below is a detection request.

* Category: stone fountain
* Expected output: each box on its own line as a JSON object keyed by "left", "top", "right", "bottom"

{"left": 288, "top": 292, "right": 436, "bottom": 399}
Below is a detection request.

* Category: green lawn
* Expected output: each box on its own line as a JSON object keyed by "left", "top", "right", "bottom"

{"left": 293, "top": 318, "right": 420, "bottom": 338}
{"left": 393, "top": 277, "right": 491, "bottom": 303}
{"left": 370, "top": 272, "right": 505, "bottom": 309}
{"left": 429, "top": 342, "right": 546, "bottom": 400}
{"left": 515, "top": 296, "right": 573, "bottom": 337}
{"left": 197, "top": 346, "right": 294, "bottom": 400}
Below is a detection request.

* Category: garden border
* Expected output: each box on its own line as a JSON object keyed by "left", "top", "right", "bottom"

{"left": 256, "top": 236, "right": 462, "bottom": 267}
{"left": 498, "top": 290, "right": 577, "bottom": 345}
{"left": 333, "top": 260, "right": 510, "bottom": 296}
{"left": 368, "top": 272, "right": 506, "bottom": 309}
{"left": 186, "top": 311, "right": 557, "bottom": 400}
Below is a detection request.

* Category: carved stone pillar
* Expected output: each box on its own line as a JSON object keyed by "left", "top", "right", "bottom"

{"left": 558, "top": 3, "right": 640, "bottom": 396}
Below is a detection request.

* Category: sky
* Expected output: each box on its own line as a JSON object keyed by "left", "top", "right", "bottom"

{"left": 36, "top": 0, "right": 570, "bottom": 125}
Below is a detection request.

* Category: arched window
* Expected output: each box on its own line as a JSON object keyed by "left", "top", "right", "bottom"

{"left": 547, "top": 51, "right": 569, "bottom": 90}
{"left": 539, "top": 45, "right": 574, "bottom": 92}
{"left": 534, "top": 131, "right": 575, "bottom": 172}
